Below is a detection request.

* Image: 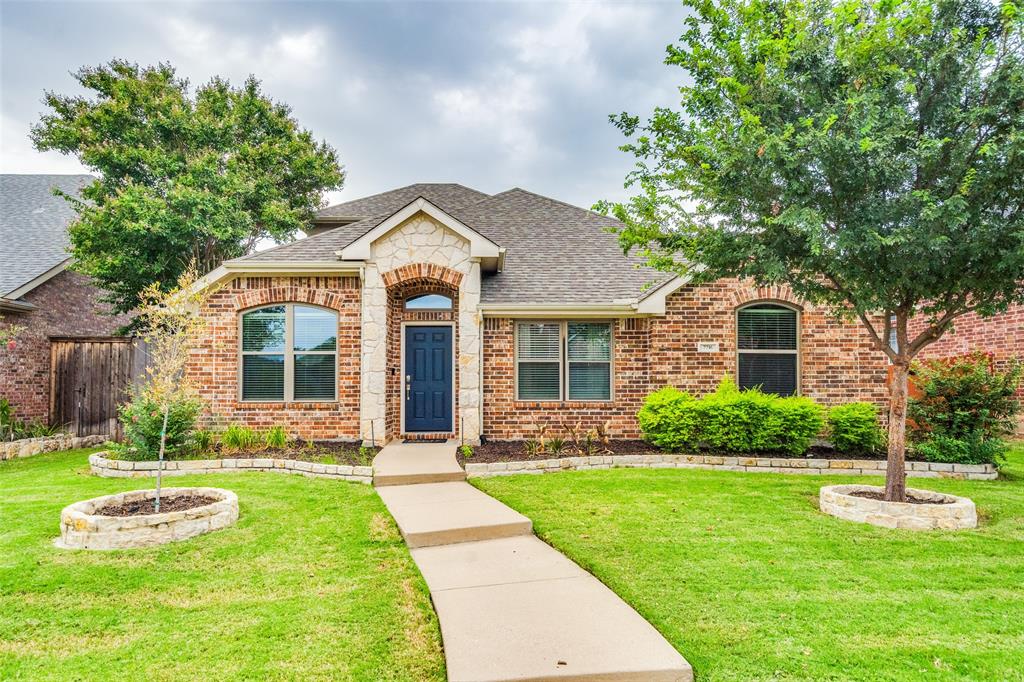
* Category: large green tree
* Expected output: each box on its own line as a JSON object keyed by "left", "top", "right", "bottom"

{"left": 32, "top": 60, "right": 344, "bottom": 315}
{"left": 605, "top": 0, "right": 1024, "bottom": 500}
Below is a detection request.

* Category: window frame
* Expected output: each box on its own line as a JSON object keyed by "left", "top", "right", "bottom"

{"left": 404, "top": 293, "right": 454, "bottom": 311}
{"left": 238, "top": 303, "right": 339, "bottom": 403}
{"left": 735, "top": 302, "right": 801, "bottom": 396}
{"left": 513, "top": 320, "right": 614, "bottom": 402}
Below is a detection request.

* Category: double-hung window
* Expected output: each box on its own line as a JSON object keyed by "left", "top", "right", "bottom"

{"left": 241, "top": 304, "right": 338, "bottom": 401}
{"left": 736, "top": 303, "right": 799, "bottom": 396}
{"left": 515, "top": 321, "right": 612, "bottom": 401}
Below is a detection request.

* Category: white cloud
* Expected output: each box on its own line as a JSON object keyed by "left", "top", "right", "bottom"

{"left": 432, "top": 68, "right": 545, "bottom": 167}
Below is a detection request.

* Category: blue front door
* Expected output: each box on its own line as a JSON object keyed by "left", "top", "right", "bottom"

{"left": 404, "top": 326, "right": 453, "bottom": 433}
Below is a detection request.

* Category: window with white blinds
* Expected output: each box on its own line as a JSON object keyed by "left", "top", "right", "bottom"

{"left": 515, "top": 321, "right": 612, "bottom": 401}
{"left": 736, "top": 303, "right": 798, "bottom": 396}
{"left": 241, "top": 304, "right": 337, "bottom": 401}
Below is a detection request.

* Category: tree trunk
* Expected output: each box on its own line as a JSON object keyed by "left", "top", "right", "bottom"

{"left": 155, "top": 404, "right": 169, "bottom": 513}
{"left": 886, "top": 361, "right": 910, "bottom": 502}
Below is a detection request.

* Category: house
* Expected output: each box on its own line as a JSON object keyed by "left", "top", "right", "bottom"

{"left": 187, "top": 182, "right": 892, "bottom": 444}
{"left": 0, "top": 174, "right": 131, "bottom": 424}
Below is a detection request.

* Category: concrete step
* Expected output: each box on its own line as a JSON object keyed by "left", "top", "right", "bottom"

{"left": 372, "top": 440, "right": 466, "bottom": 486}
{"left": 412, "top": 536, "right": 693, "bottom": 682}
{"left": 375, "top": 482, "right": 532, "bottom": 548}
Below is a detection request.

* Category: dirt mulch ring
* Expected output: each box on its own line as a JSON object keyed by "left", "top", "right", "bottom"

{"left": 461, "top": 440, "right": 904, "bottom": 466}
{"left": 96, "top": 495, "right": 220, "bottom": 516}
{"left": 848, "top": 490, "right": 953, "bottom": 505}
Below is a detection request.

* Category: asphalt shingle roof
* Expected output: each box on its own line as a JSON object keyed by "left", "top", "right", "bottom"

{"left": 237, "top": 183, "right": 670, "bottom": 305}
{"left": 0, "top": 174, "right": 93, "bottom": 298}
{"left": 316, "top": 183, "right": 490, "bottom": 219}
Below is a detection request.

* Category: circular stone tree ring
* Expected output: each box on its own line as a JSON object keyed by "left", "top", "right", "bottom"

{"left": 57, "top": 487, "right": 239, "bottom": 550}
{"left": 819, "top": 484, "right": 977, "bottom": 530}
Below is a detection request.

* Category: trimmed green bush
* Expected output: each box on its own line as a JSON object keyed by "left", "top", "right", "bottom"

{"left": 827, "top": 402, "right": 885, "bottom": 456}
{"left": 915, "top": 431, "right": 1006, "bottom": 466}
{"left": 638, "top": 377, "right": 824, "bottom": 455}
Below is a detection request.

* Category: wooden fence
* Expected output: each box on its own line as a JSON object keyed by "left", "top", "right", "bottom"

{"left": 50, "top": 337, "right": 147, "bottom": 440}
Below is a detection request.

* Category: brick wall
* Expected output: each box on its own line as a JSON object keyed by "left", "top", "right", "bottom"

{"left": 482, "top": 278, "right": 890, "bottom": 441}
{"left": 187, "top": 276, "right": 361, "bottom": 440}
{"left": 0, "top": 269, "right": 130, "bottom": 423}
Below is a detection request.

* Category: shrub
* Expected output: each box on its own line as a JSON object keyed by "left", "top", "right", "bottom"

{"left": 908, "top": 352, "right": 1021, "bottom": 466}
{"left": 828, "top": 402, "right": 885, "bottom": 456}
{"left": 191, "top": 429, "right": 214, "bottom": 453}
{"left": 114, "top": 396, "right": 200, "bottom": 461}
{"left": 222, "top": 424, "right": 260, "bottom": 450}
{"left": 264, "top": 425, "right": 289, "bottom": 449}
{"left": 914, "top": 432, "right": 1006, "bottom": 466}
{"left": 638, "top": 377, "right": 824, "bottom": 455}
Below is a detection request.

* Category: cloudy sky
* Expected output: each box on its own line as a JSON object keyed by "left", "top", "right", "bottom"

{"left": 1, "top": 0, "right": 687, "bottom": 209}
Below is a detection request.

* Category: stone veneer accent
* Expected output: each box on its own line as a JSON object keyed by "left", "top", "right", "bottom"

{"left": 819, "top": 484, "right": 978, "bottom": 530}
{"left": 359, "top": 214, "right": 482, "bottom": 444}
{"left": 464, "top": 453, "right": 998, "bottom": 480}
{"left": 89, "top": 452, "right": 373, "bottom": 484}
{"left": 57, "top": 487, "right": 239, "bottom": 549}
{"left": 0, "top": 270, "right": 131, "bottom": 423}
{"left": 0, "top": 434, "right": 107, "bottom": 461}
{"left": 188, "top": 275, "right": 362, "bottom": 440}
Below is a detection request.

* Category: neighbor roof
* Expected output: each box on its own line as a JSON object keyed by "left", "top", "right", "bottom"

{"left": 235, "top": 183, "right": 671, "bottom": 305}
{"left": 0, "top": 174, "right": 92, "bottom": 299}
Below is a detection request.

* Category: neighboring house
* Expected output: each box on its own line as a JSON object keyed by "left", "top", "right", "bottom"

{"left": 188, "top": 182, "right": 892, "bottom": 444}
{"left": 0, "top": 174, "right": 130, "bottom": 423}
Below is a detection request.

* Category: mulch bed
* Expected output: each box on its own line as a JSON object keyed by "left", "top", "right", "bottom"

{"left": 848, "top": 490, "right": 953, "bottom": 505}
{"left": 118, "top": 441, "right": 380, "bottom": 467}
{"left": 96, "top": 495, "right": 220, "bottom": 516}
{"left": 460, "top": 440, "right": 905, "bottom": 465}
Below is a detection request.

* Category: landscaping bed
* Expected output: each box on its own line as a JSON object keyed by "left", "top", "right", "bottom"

{"left": 107, "top": 440, "right": 379, "bottom": 467}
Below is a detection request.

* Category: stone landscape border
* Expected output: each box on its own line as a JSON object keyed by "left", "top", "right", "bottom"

{"left": 1, "top": 434, "right": 107, "bottom": 461}
{"left": 57, "top": 487, "right": 239, "bottom": 549}
{"left": 819, "top": 484, "right": 978, "bottom": 530}
{"left": 464, "top": 453, "right": 998, "bottom": 480}
{"left": 89, "top": 452, "right": 373, "bottom": 484}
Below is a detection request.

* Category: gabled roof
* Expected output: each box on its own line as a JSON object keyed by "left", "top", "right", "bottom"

{"left": 232, "top": 182, "right": 674, "bottom": 308}
{"left": 0, "top": 174, "right": 93, "bottom": 299}
{"left": 316, "top": 183, "right": 490, "bottom": 220}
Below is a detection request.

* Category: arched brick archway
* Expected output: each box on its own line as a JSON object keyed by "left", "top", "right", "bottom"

{"left": 384, "top": 270, "right": 461, "bottom": 439}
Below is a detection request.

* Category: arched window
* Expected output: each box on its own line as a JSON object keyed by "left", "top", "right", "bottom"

{"left": 405, "top": 293, "right": 453, "bottom": 311}
{"left": 240, "top": 304, "right": 337, "bottom": 401}
{"left": 736, "top": 303, "right": 799, "bottom": 396}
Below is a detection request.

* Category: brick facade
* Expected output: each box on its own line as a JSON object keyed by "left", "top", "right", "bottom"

{"left": 187, "top": 275, "right": 362, "bottom": 440}
{"left": 0, "top": 269, "right": 129, "bottom": 423}
{"left": 482, "top": 278, "right": 890, "bottom": 441}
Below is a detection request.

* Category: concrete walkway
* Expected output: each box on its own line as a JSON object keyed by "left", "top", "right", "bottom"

{"left": 373, "top": 441, "right": 693, "bottom": 682}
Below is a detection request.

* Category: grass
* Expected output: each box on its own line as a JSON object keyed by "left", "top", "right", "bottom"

{"left": 0, "top": 449, "right": 445, "bottom": 681}
{"left": 475, "top": 445, "right": 1024, "bottom": 682}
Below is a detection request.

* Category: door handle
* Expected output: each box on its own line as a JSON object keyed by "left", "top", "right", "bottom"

{"left": 405, "top": 375, "right": 411, "bottom": 401}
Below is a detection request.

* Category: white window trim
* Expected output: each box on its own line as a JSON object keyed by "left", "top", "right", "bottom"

{"left": 735, "top": 302, "right": 801, "bottom": 395}
{"left": 239, "top": 303, "right": 339, "bottom": 403}
{"left": 514, "top": 320, "right": 614, "bottom": 402}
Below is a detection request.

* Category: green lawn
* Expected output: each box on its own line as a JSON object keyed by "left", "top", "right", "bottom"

{"left": 0, "top": 449, "right": 445, "bottom": 681}
{"left": 476, "top": 446, "right": 1024, "bottom": 682}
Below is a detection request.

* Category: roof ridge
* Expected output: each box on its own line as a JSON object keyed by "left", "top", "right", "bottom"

{"left": 501, "top": 187, "right": 621, "bottom": 222}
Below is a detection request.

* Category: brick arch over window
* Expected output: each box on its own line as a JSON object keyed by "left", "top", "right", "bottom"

{"left": 381, "top": 263, "right": 463, "bottom": 290}
{"left": 229, "top": 279, "right": 359, "bottom": 314}
{"left": 726, "top": 283, "right": 804, "bottom": 310}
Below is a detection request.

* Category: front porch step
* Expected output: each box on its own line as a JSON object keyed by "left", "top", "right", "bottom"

{"left": 375, "top": 482, "right": 533, "bottom": 548}
{"left": 372, "top": 440, "right": 466, "bottom": 486}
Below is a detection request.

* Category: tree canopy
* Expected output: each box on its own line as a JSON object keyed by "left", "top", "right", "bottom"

{"left": 605, "top": 0, "right": 1024, "bottom": 500}
{"left": 32, "top": 60, "right": 344, "bottom": 315}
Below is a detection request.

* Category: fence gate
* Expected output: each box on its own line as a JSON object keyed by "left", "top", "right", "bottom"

{"left": 50, "top": 337, "right": 142, "bottom": 440}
